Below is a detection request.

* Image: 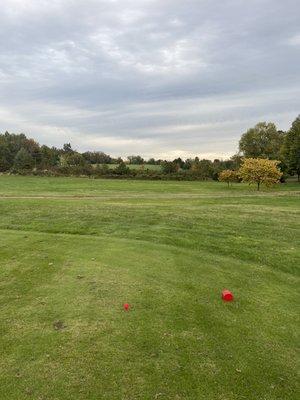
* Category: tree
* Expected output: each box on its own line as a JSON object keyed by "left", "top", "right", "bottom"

{"left": 82, "top": 151, "right": 112, "bottom": 164}
{"left": 191, "top": 159, "right": 213, "bottom": 179}
{"left": 127, "top": 155, "right": 144, "bottom": 165}
{"left": 0, "top": 131, "right": 40, "bottom": 169}
{"left": 230, "top": 154, "right": 243, "bottom": 169}
{"left": 94, "top": 163, "right": 109, "bottom": 176}
{"left": 281, "top": 115, "right": 300, "bottom": 181}
{"left": 218, "top": 170, "right": 239, "bottom": 187}
{"left": 13, "top": 147, "right": 34, "bottom": 170}
{"left": 182, "top": 158, "right": 193, "bottom": 170}
{"left": 161, "top": 161, "right": 179, "bottom": 174}
{"left": 0, "top": 144, "right": 10, "bottom": 171}
{"left": 238, "top": 158, "right": 282, "bottom": 190}
{"left": 173, "top": 157, "right": 185, "bottom": 169}
{"left": 63, "top": 143, "right": 74, "bottom": 154}
{"left": 115, "top": 160, "right": 130, "bottom": 175}
{"left": 147, "top": 158, "right": 156, "bottom": 165}
{"left": 40, "top": 145, "right": 60, "bottom": 168}
{"left": 239, "top": 122, "right": 284, "bottom": 159}
{"left": 64, "top": 152, "right": 86, "bottom": 166}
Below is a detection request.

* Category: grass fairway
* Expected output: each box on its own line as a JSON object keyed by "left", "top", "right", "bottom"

{"left": 0, "top": 176, "right": 299, "bottom": 400}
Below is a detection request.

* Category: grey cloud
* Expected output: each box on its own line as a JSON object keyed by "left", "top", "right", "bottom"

{"left": 0, "top": 0, "right": 299, "bottom": 159}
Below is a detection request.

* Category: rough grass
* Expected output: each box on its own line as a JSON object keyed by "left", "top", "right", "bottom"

{"left": 0, "top": 176, "right": 299, "bottom": 400}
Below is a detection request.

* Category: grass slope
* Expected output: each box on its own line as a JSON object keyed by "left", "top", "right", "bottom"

{"left": 0, "top": 176, "right": 299, "bottom": 400}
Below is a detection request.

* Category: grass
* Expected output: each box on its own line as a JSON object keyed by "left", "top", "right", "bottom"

{"left": 97, "top": 163, "right": 162, "bottom": 171}
{"left": 0, "top": 175, "right": 299, "bottom": 400}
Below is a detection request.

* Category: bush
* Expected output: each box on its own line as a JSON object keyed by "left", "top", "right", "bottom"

{"left": 113, "top": 161, "right": 130, "bottom": 175}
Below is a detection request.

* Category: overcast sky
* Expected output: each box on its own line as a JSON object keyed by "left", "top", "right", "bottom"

{"left": 0, "top": 0, "right": 299, "bottom": 159}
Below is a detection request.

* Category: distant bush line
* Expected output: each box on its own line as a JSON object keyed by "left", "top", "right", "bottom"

{"left": 0, "top": 115, "right": 299, "bottom": 181}
{"left": 4, "top": 166, "right": 219, "bottom": 181}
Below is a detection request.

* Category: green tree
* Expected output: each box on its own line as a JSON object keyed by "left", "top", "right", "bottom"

{"left": 63, "top": 143, "right": 74, "bottom": 154}
{"left": 59, "top": 152, "right": 86, "bottom": 167}
{"left": 40, "top": 145, "right": 60, "bottom": 168}
{"left": 161, "top": 161, "right": 179, "bottom": 174}
{"left": 230, "top": 154, "right": 243, "bottom": 169}
{"left": 13, "top": 147, "right": 34, "bottom": 171}
{"left": 239, "top": 122, "right": 284, "bottom": 159}
{"left": 0, "top": 131, "right": 39, "bottom": 169}
{"left": 191, "top": 159, "right": 213, "bottom": 179}
{"left": 173, "top": 157, "right": 185, "bottom": 169}
{"left": 0, "top": 144, "right": 10, "bottom": 171}
{"left": 82, "top": 151, "right": 112, "bottom": 164}
{"left": 147, "top": 158, "right": 156, "bottom": 165}
{"left": 95, "top": 163, "right": 109, "bottom": 175}
{"left": 127, "top": 155, "right": 144, "bottom": 165}
{"left": 114, "top": 161, "right": 130, "bottom": 175}
{"left": 281, "top": 115, "right": 300, "bottom": 181}
{"left": 23, "top": 138, "right": 41, "bottom": 166}
{"left": 182, "top": 158, "right": 193, "bottom": 170}
{"left": 238, "top": 158, "right": 282, "bottom": 190}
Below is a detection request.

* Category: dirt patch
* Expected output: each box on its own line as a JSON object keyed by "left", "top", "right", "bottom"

{"left": 53, "top": 320, "right": 67, "bottom": 331}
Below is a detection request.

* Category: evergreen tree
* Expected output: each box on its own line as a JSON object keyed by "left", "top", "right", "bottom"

{"left": 281, "top": 116, "right": 300, "bottom": 181}
{"left": 13, "top": 147, "right": 34, "bottom": 170}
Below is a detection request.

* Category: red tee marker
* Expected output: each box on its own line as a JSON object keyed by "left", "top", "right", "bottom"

{"left": 123, "top": 303, "right": 130, "bottom": 311}
{"left": 222, "top": 290, "right": 234, "bottom": 302}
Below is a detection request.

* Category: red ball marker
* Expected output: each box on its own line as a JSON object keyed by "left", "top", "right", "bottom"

{"left": 222, "top": 290, "right": 234, "bottom": 302}
{"left": 123, "top": 303, "right": 130, "bottom": 311}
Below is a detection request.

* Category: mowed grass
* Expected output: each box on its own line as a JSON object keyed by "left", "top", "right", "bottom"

{"left": 0, "top": 176, "right": 299, "bottom": 400}
{"left": 97, "top": 163, "right": 162, "bottom": 171}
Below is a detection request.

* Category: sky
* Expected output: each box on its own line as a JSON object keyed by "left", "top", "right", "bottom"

{"left": 0, "top": 0, "right": 299, "bottom": 160}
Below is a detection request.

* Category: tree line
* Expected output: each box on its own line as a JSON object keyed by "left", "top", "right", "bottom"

{"left": 0, "top": 115, "right": 299, "bottom": 182}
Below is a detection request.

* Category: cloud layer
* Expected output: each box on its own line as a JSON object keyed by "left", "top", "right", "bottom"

{"left": 0, "top": 0, "right": 299, "bottom": 159}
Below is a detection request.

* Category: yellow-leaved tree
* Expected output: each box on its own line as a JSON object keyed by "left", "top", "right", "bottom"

{"left": 218, "top": 170, "right": 239, "bottom": 187}
{"left": 238, "top": 158, "right": 282, "bottom": 190}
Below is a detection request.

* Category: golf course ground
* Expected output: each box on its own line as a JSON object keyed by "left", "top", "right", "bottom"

{"left": 0, "top": 176, "right": 299, "bottom": 400}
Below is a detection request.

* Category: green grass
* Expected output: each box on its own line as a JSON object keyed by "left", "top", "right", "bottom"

{"left": 0, "top": 176, "right": 299, "bottom": 400}
{"left": 97, "top": 163, "right": 162, "bottom": 171}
